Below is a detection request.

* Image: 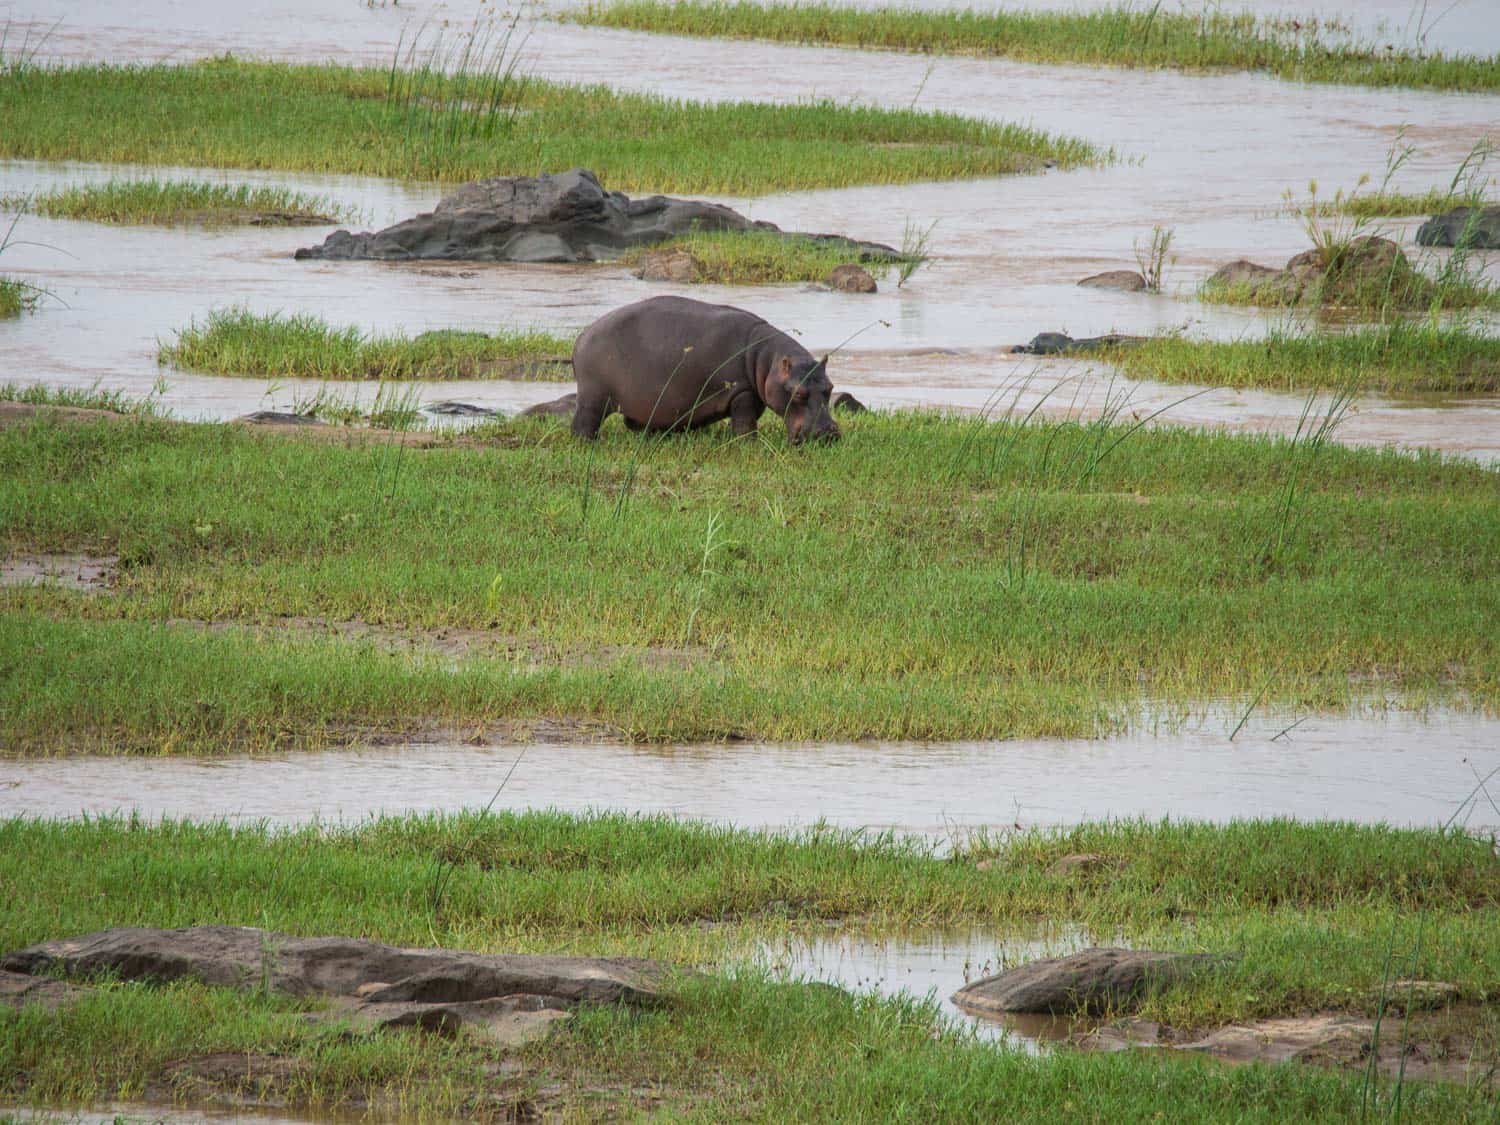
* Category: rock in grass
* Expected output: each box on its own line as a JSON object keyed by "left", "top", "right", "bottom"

{"left": 1206, "top": 236, "right": 1434, "bottom": 307}
{"left": 635, "top": 247, "right": 703, "bottom": 283}
{"left": 1077, "top": 269, "right": 1148, "bottom": 292}
{"left": 0, "top": 968, "right": 92, "bottom": 1011}
{"left": 1047, "top": 852, "right": 1120, "bottom": 877}
{"left": 828, "top": 263, "right": 878, "bottom": 293}
{"left": 425, "top": 401, "right": 499, "bottom": 417}
{"left": 236, "top": 410, "right": 319, "bottom": 425}
{"left": 295, "top": 168, "right": 899, "bottom": 265}
{"left": 1416, "top": 205, "right": 1500, "bottom": 250}
{"left": 831, "top": 391, "right": 867, "bottom": 413}
{"left": 951, "top": 948, "right": 1217, "bottom": 1016}
{"left": 2, "top": 925, "right": 665, "bottom": 1008}
{"left": 520, "top": 392, "right": 578, "bottom": 418}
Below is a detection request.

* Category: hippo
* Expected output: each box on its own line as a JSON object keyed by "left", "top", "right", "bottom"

{"left": 570, "top": 296, "right": 840, "bottom": 444}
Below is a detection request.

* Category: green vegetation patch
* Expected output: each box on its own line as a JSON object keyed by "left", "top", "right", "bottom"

{"left": 0, "top": 277, "right": 34, "bottom": 318}
{"left": 0, "top": 407, "right": 1496, "bottom": 752}
{"left": 1324, "top": 189, "right": 1494, "bottom": 219}
{"left": 573, "top": 1, "right": 1500, "bottom": 93}
{"left": 2, "top": 179, "right": 358, "bottom": 227}
{"left": 1109, "top": 320, "right": 1500, "bottom": 394}
{"left": 159, "top": 308, "right": 574, "bottom": 381}
{"left": 0, "top": 58, "right": 1105, "bottom": 195}
{"left": 622, "top": 229, "right": 902, "bottom": 285}
{"left": 1, "top": 816, "right": 1497, "bottom": 1118}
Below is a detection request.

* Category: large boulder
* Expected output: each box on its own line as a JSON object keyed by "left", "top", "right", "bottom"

{"left": 296, "top": 168, "right": 899, "bottom": 265}
{"left": 1416, "top": 205, "right": 1500, "bottom": 250}
{"left": 951, "top": 948, "right": 1217, "bottom": 1016}
{"left": 3, "top": 925, "right": 664, "bottom": 1008}
{"left": 1078, "top": 270, "right": 1148, "bottom": 292}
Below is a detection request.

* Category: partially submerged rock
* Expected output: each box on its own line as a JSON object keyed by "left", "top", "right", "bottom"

{"left": 3, "top": 925, "right": 665, "bottom": 1008}
{"left": 634, "top": 247, "right": 703, "bottom": 282}
{"left": 236, "top": 410, "right": 319, "bottom": 425}
{"left": 831, "top": 391, "right": 867, "bottom": 413}
{"left": 296, "top": 168, "right": 898, "bottom": 265}
{"left": 1078, "top": 269, "right": 1148, "bottom": 292}
{"left": 520, "top": 392, "right": 577, "bottom": 418}
{"left": 828, "top": 263, "right": 878, "bottom": 293}
{"left": 1416, "top": 205, "right": 1500, "bottom": 250}
{"left": 952, "top": 948, "right": 1217, "bottom": 1016}
{"left": 425, "top": 401, "right": 499, "bottom": 417}
{"left": 1205, "top": 236, "right": 1435, "bottom": 307}
{"left": 1012, "top": 332, "right": 1147, "bottom": 356}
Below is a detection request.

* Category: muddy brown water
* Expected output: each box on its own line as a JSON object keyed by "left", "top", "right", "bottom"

{"left": 1, "top": 3, "right": 1498, "bottom": 458}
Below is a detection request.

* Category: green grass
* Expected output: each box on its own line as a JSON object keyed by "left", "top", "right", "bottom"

{"left": 1323, "top": 189, "right": 1493, "bottom": 219}
{"left": 622, "top": 229, "right": 901, "bottom": 285}
{"left": 1107, "top": 320, "right": 1500, "bottom": 394}
{"left": 0, "top": 57, "right": 1105, "bottom": 195}
{"left": 1, "top": 816, "right": 1496, "bottom": 1118}
{"left": 159, "top": 308, "right": 574, "bottom": 381}
{"left": 0, "top": 407, "right": 1495, "bottom": 753}
{"left": 0, "top": 278, "right": 33, "bottom": 318}
{"left": 0, "top": 381, "right": 165, "bottom": 415}
{"left": 1, "top": 179, "right": 358, "bottom": 227}
{"left": 571, "top": 2, "right": 1500, "bottom": 93}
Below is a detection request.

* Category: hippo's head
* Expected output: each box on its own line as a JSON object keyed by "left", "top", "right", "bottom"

{"left": 766, "top": 354, "right": 840, "bottom": 445}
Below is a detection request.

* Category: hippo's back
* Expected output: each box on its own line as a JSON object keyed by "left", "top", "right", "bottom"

{"left": 573, "top": 296, "right": 770, "bottom": 387}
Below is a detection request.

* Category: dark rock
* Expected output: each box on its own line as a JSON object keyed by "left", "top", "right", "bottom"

{"left": 0, "top": 968, "right": 91, "bottom": 1011}
{"left": 951, "top": 948, "right": 1218, "bottom": 1016}
{"left": 828, "top": 264, "right": 878, "bottom": 293}
{"left": 1013, "top": 332, "right": 1147, "bottom": 356}
{"left": 296, "top": 168, "right": 899, "bottom": 265}
{"left": 424, "top": 401, "right": 499, "bottom": 417}
{"left": 1416, "top": 205, "right": 1500, "bottom": 249}
{"left": 1078, "top": 270, "right": 1148, "bottom": 292}
{"left": 831, "top": 391, "right": 867, "bottom": 413}
{"left": 520, "top": 393, "right": 577, "bottom": 418}
{"left": 2, "top": 925, "right": 664, "bottom": 1008}
{"left": 634, "top": 248, "right": 702, "bottom": 283}
{"left": 236, "top": 411, "right": 319, "bottom": 426}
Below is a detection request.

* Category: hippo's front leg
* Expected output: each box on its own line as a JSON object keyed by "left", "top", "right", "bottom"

{"left": 729, "top": 391, "right": 765, "bottom": 438}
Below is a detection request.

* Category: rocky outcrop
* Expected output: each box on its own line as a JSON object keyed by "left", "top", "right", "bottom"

{"left": 296, "top": 169, "right": 899, "bottom": 265}
{"left": 520, "top": 392, "right": 578, "bottom": 418}
{"left": 3, "top": 925, "right": 665, "bottom": 1008}
{"left": 1205, "top": 236, "right": 1434, "bottom": 307}
{"left": 1078, "top": 270, "right": 1148, "bottom": 292}
{"left": 1416, "top": 205, "right": 1500, "bottom": 250}
{"left": 952, "top": 948, "right": 1218, "bottom": 1016}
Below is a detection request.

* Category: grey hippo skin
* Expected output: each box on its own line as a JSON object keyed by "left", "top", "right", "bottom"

{"left": 571, "top": 296, "right": 840, "bottom": 444}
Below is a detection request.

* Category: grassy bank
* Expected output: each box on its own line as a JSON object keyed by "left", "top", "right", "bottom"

{"left": 0, "top": 58, "right": 1105, "bottom": 195}
{"left": 1, "top": 816, "right": 1496, "bottom": 1118}
{"left": 1109, "top": 320, "right": 1500, "bottom": 394}
{"left": 622, "top": 229, "right": 902, "bottom": 285}
{"left": 1324, "top": 189, "right": 1493, "bottom": 219}
{"left": 0, "top": 405, "right": 1495, "bottom": 752}
{"left": 0, "top": 278, "right": 33, "bottom": 318}
{"left": 2, "top": 180, "right": 357, "bottom": 227}
{"left": 159, "top": 308, "right": 574, "bottom": 381}
{"left": 571, "top": 2, "right": 1500, "bottom": 93}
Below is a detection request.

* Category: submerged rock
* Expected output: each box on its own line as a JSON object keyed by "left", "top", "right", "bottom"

{"left": 952, "top": 948, "right": 1217, "bottom": 1016}
{"left": 236, "top": 410, "right": 319, "bottom": 425}
{"left": 1012, "top": 332, "right": 1147, "bottom": 356}
{"left": 1077, "top": 270, "right": 1148, "bottom": 292}
{"left": 3, "top": 925, "right": 665, "bottom": 1008}
{"left": 425, "top": 401, "right": 499, "bottom": 417}
{"left": 828, "top": 263, "right": 878, "bottom": 293}
{"left": 831, "top": 391, "right": 868, "bottom": 413}
{"left": 1416, "top": 205, "right": 1500, "bottom": 250}
{"left": 295, "top": 168, "right": 899, "bottom": 265}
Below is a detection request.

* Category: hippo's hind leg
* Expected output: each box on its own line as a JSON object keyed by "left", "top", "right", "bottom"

{"left": 570, "top": 391, "right": 615, "bottom": 440}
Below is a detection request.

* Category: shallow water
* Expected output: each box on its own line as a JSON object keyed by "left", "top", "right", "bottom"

{"left": 2, "top": 2, "right": 1498, "bottom": 457}
{"left": 759, "top": 923, "right": 1095, "bottom": 1046}
{"left": 4, "top": 709, "right": 1497, "bottom": 834}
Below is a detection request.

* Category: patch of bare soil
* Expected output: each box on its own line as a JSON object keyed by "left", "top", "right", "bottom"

{"left": 0, "top": 552, "right": 118, "bottom": 591}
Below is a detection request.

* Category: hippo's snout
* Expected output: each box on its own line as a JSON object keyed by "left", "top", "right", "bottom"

{"left": 789, "top": 415, "right": 842, "bottom": 445}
